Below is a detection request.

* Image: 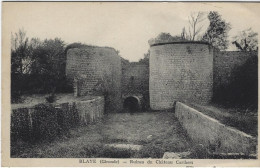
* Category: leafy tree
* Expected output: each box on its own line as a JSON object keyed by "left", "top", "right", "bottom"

{"left": 30, "top": 38, "right": 65, "bottom": 74}
{"left": 11, "top": 29, "right": 30, "bottom": 75}
{"left": 11, "top": 29, "right": 30, "bottom": 102}
{"left": 29, "top": 38, "right": 66, "bottom": 93}
{"left": 21, "top": 38, "right": 43, "bottom": 74}
{"left": 11, "top": 29, "right": 72, "bottom": 102}
{"left": 202, "top": 11, "right": 231, "bottom": 50}
{"left": 232, "top": 28, "right": 258, "bottom": 51}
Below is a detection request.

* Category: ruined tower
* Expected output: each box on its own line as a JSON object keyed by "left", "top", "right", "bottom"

{"left": 149, "top": 42, "right": 213, "bottom": 110}
{"left": 66, "top": 46, "right": 122, "bottom": 113}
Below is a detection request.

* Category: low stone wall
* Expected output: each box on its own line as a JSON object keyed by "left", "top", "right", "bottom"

{"left": 11, "top": 96, "right": 104, "bottom": 142}
{"left": 175, "top": 102, "right": 256, "bottom": 155}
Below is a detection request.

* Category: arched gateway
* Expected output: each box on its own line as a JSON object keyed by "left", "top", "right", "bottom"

{"left": 123, "top": 96, "right": 141, "bottom": 112}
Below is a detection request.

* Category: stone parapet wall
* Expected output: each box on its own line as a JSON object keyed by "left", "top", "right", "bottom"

{"left": 175, "top": 102, "right": 256, "bottom": 155}
{"left": 11, "top": 97, "right": 104, "bottom": 142}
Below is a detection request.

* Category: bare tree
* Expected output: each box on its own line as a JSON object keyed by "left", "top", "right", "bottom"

{"left": 188, "top": 12, "right": 205, "bottom": 41}
{"left": 232, "top": 28, "right": 258, "bottom": 51}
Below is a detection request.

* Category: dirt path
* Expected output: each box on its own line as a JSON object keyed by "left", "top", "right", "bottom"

{"left": 12, "top": 111, "right": 191, "bottom": 158}
{"left": 102, "top": 112, "right": 188, "bottom": 144}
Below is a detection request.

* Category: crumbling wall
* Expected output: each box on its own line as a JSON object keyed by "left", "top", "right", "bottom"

{"left": 66, "top": 46, "right": 122, "bottom": 112}
{"left": 149, "top": 42, "right": 213, "bottom": 110}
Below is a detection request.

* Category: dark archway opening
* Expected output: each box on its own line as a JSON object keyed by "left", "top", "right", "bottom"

{"left": 123, "top": 96, "right": 140, "bottom": 113}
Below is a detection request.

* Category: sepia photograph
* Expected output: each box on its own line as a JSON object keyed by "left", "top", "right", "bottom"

{"left": 1, "top": 2, "right": 259, "bottom": 167}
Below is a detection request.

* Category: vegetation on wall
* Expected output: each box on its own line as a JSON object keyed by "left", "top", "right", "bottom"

{"left": 148, "top": 32, "right": 185, "bottom": 46}
{"left": 138, "top": 50, "right": 149, "bottom": 65}
{"left": 64, "top": 42, "right": 88, "bottom": 54}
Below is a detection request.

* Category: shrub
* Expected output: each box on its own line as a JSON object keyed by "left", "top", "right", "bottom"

{"left": 45, "top": 94, "right": 56, "bottom": 103}
{"left": 31, "top": 104, "right": 60, "bottom": 142}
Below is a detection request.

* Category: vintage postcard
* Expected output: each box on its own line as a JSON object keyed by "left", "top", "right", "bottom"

{"left": 1, "top": 1, "right": 260, "bottom": 167}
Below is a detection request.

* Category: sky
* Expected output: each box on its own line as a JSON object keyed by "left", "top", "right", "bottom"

{"left": 3, "top": 2, "right": 260, "bottom": 62}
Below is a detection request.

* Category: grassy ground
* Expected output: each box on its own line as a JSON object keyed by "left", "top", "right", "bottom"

{"left": 11, "top": 111, "right": 192, "bottom": 158}
{"left": 188, "top": 103, "right": 258, "bottom": 137}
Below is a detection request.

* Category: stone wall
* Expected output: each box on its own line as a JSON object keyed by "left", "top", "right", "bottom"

{"left": 149, "top": 42, "right": 213, "bottom": 110}
{"left": 122, "top": 62, "right": 149, "bottom": 95}
{"left": 175, "top": 102, "right": 256, "bottom": 155}
{"left": 213, "top": 50, "right": 257, "bottom": 92}
{"left": 66, "top": 46, "right": 122, "bottom": 112}
{"left": 11, "top": 97, "right": 104, "bottom": 142}
{"left": 213, "top": 51, "right": 258, "bottom": 106}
